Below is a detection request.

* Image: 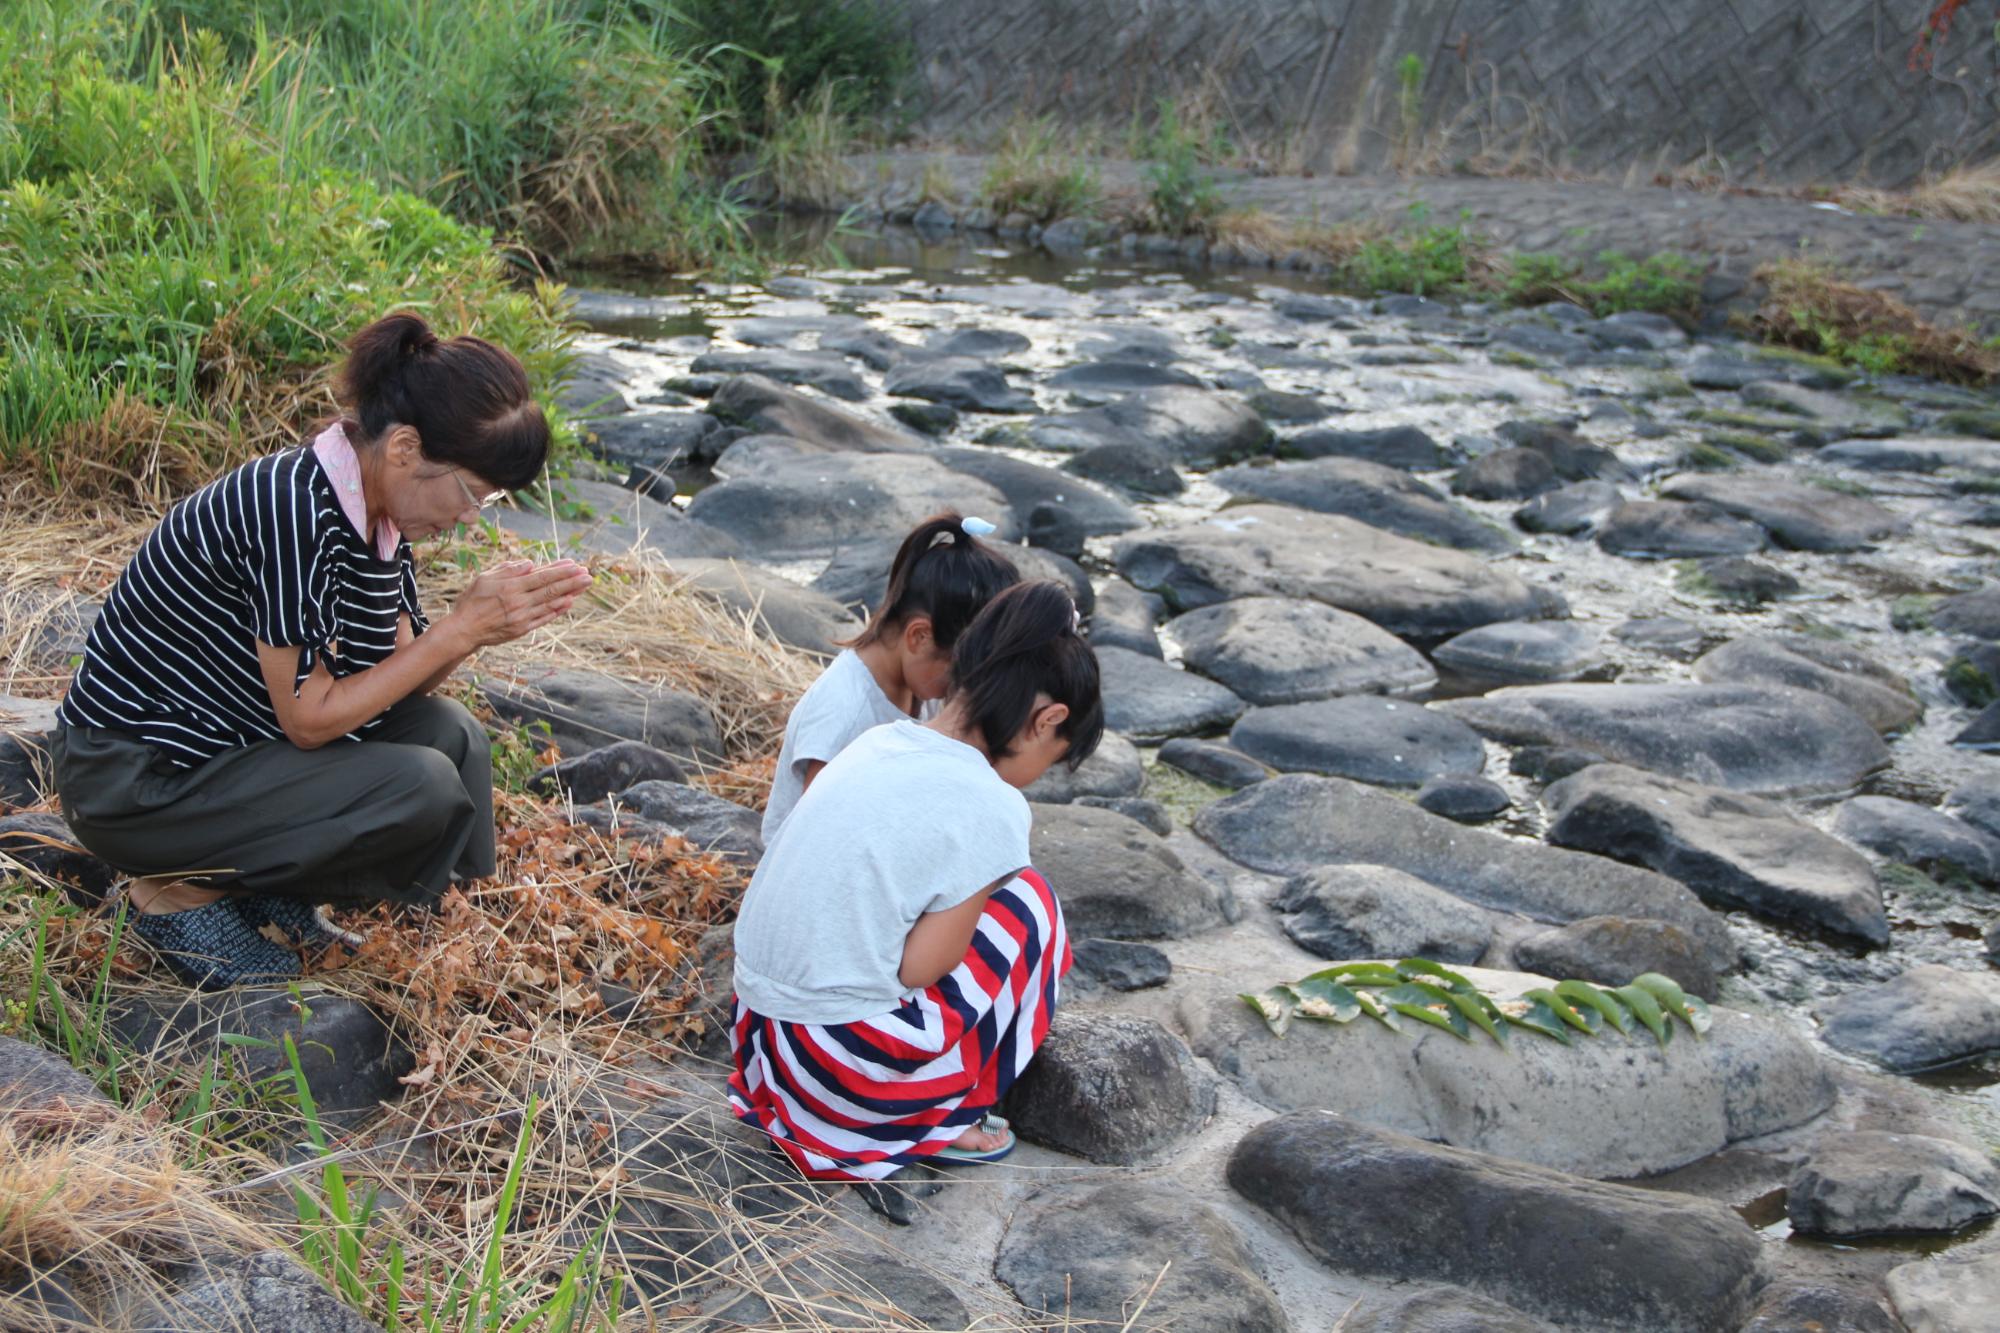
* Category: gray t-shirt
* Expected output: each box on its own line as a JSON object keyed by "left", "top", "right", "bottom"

{"left": 761, "top": 649, "right": 912, "bottom": 844}
{"left": 733, "top": 720, "right": 1032, "bottom": 1025}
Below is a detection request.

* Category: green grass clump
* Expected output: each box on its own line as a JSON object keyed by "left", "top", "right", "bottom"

{"left": 1890, "top": 595, "right": 1936, "bottom": 631}
{"left": 1945, "top": 655, "right": 1997, "bottom": 707}
{"left": 1750, "top": 258, "right": 2000, "bottom": 384}
{"left": 1337, "top": 211, "right": 1479, "bottom": 297}
{"left": 1704, "top": 430, "right": 1791, "bottom": 463}
{"left": 1678, "top": 442, "right": 1738, "bottom": 471}
{"left": 0, "top": 6, "right": 577, "bottom": 497}
{"left": 1137, "top": 96, "right": 1228, "bottom": 237}
{"left": 1496, "top": 250, "right": 1702, "bottom": 320}
{"left": 1806, "top": 475, "right": 1875, "bottom": 497}
{"left": 1940, "top": 410, "right": 2000, "bottom": 440}
{"left": 979, "top": 117, "right": 1100, "bottom": 223}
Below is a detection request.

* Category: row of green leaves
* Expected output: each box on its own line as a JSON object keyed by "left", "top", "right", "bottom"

{"left": 1241, "top": 958, "right": 1712, "bottom": 1049}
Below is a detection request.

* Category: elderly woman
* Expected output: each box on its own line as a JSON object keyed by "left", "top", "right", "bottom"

{"left": 51, "top": 312, "right": 592, "bottom": 987}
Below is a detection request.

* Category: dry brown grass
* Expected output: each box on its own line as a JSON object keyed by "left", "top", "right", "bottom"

{"left": 1749, "top": 258, "right": 2000, "bottom": 385}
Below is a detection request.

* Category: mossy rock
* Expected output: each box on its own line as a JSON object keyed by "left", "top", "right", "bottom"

{"left": 1889, "top": 595, "right": 1936, "bottom": 632}
{"left": 1939, "top": 410, "right": 2000, "bottom": 440}
{"left": 1703, "top": 429, "right": 1790, "bottom": 463}
{"left": 1679, "top": 442, "right": 1739, "bottom": 471}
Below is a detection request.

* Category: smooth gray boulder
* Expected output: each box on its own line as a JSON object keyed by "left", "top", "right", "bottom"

{"left": 1597, "top": 501, "right": 1766, "bottom": 558}
{"left": 685, "top": 453, "right": 1014, "bottom": 557}
{"left": 1069, "top": 938, "right": 1171, "bottom": 992}
{"left": 1835, "top": 796, "right": 2000, "bottom": 886}
{"left": 1415, "top": 773, "right": 1510, "bottom": 823}
{"left": 1022, "top": 731, "right": 1143, "bottom": 804}
{"left": 1114, "top": 504, "right": 1547, "bottom": 640}
{"left": 1169, "top": 596, "right": 1435, "bottom": 704}
{"left": 1684, "top": 556, "right": 1801, "bottom": 605}
{"left": 1433, "top": 620, "right": 1604, "bottom": 684}
{"left": 1230, "top": 697, "right": 1486, "bottom": 788}
{"left": 527, "top": 740, "right": 685, "bottom": 806}
{"left": 492, "top": 477, "right": 743, "bottom": 560}
{"left": 1436, "top": 682, "right": 1890, "bottom": 797}
{"left": 585, "top": 411, "right": 730, "bottom": 471}
{"left": 656, "top": 557, "right": 859, "bottom": 655}
{"left": 1045, "top": 358, "right": 1203, "bottom": 395}
{"left": 1948, "top": 772, "right": 2000, "bottom": 841}
{"left": 1190, "top": 972, "right": 1828, "bottom": 1179}
{"left": 706, "top": 374, "right": 925, "bottom": 452}
{"left": 1196, "top": 775, "right": 1733, "bottom": 968}
{"left": 1740, "top": 1281, "right": 1899, "bottom": 1333}
{"left": 1934, "top": 586, "right": 2000, "bottom": 639}
{"left": 1512, "top": 917, "right": 1720, "bottom": 1001}
{"left": 1003, "top": 1012, "right": 1216, "bottom": 1164}
{"left": 1543, "top": 764, "right": 1889, "bottom": 944}
{"left": 1452, "top": 448, "right": 1559, "bottom": 501}
{"left": 1287, "top": 424, "right": 1449, "bottom": 468}
{"left": 612, "top": 781, "right": 764, "bottom": 866}
{"left": 810, "top": 534, "right": 1089, "bottom": 619}
{"left": 482, "top": 667, "right": 721, "bottom": 763}
{"left": 1029, "top": 802, "right": 1227, "bottom": 939}
{"left": 1273, "top": 864, "right": 1494, "bottom": 963}
{"left": 1096, "top": 645, "right": 1247, "bottom": 741}
{"left": 1087, "top": 579, "right": 1164, "bottom": 658}
{"left": 1817, "top": 436, "right": 2000, "bottom": 474}
{"left": 1343, "top": 1287, "right": 1554, "bottom": 1333}
{"left": 1739, "top": 380, "right": 1908, "bottom": 436}
{"left": 1787, "top": 1131, "right": 2000, "bottom": 1237}
{"left": 1888, "top": 1251, "right": 2000, "bottom": 1333}
{"left": 1819, "top": 964, "right": 2000, "bottom": 1072}
{"left": 884, "top": 355, "right": 1035, "bottom": 412}
{"left": 931, "top": 447, "right": 1142, "bottom": 537}
{"left": 1212, "top": 457, "right": 1515, "bottom": 552}
{"left": 1007, "top": 386, "right": 1271, "bottom": 467}
{"left": 1227, "top": 1113, "right": 1764, "bottom": 1331}
{"left": 1662, "top": 474, "right": 1904, "bottom": 551}
{"left": 1157, "top": 737, "right": 1269, "bottom": 790}
{"left": 996, "top": 1181, "right": 1291, "bottom": 1333}
{"left": 690, "top": 348, "right": 867, "bottom": 401}
{"left": 1514, "top": 480, "right": 1622, "bottom": 535}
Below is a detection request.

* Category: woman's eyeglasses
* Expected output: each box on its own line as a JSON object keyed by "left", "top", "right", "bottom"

{"left": 451, "top": 469, "right": 508, "bottom": 511}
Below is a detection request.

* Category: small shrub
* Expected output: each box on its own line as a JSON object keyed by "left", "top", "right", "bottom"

{"left": 1584, "top": 250, "right": 1703, "bottom": 320}
{"left": 1497, "top": 252, "right": 1583, "bottom": 306}
{"left": 660, "top": 0, "right": 913, "bottom": 140}
{"left": 755, "top": 80, "right": 857, "bottom": 210}
{"left": 1335, "top": 210, "right": 1483, "bottom": 297}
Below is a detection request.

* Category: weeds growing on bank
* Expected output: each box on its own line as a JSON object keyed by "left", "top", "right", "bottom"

{"left": 978, "top": 117, "right": 1102, "bottom": 223}
{"left": 1750, "top": 258, "right": 2000, "bottom": 384}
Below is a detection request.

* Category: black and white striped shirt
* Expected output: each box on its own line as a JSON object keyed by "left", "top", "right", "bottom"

{"left": 58, "top": 449, "right": 427, "bottom": 767}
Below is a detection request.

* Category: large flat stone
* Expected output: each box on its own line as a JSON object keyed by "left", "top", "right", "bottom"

{"left": 685, "top": 453, "right": 1015, "bottom": 558}
{"left": 1230, "top": 697, "right": 1486, "bottom": 788}
{"left": 1787, "top": 1131, "right": 2000, "bottom": 1238}
{"left": 1212, "top": 457, "right": 1515, "bottom": 552}
{"left": 1003, "top": 1011, "right": 1215, "bottom": 1164}
{"left": 931, "top": 447, "right": 1142, "bottom": 537}
{"left": 1272, "top": 864, "right": 1493, "bottom": 964}
{"left": 1662, "top": 475, "right": 1904, "bottom": 551}
{"left": 1819, "top": 965, "right": 2000, "bottom": 1073}
{"left": 1227, "top": 1112, "right": 1764, "bottom": 1331}
{"left": 1114, "top": 504, "right": 1547, "bottom": 641}
{"left": 1693, "top": 632, "right": 1920, "bottom": 734}
{"left": 1095, "top": 645, "right": 1247, "bottom": 742}
{"left": 481, "top": 667, "right": 722, "bottom": 764}
{"left": 1029, "top": 802, "right": 1226, "bottom": 939}
{"left": 1543, "top": 764, "right": 1888, "bottom": 945}
{"left": 1888, "top": 1251, "right": 2000, "bottom": 1333}
{"left": 706, "top": 373, "right": 925, "bottom": 452}
{"left": 1197, "top": 774, "right": 1732, "bottom": 967}
{"left": 1168, "top": 596, "right": 1435, "bottom": 704}
{"left": 1436, "top": 682, "right": 1890, "bottom": 797}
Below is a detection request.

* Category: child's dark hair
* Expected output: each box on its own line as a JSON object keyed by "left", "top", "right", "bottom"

{"left": 846, "top": 512, "right": 1021, "bottom": 652}
{"left": 950, "top": 580, "right": 1103, "bottom": 772}
{"left": 334, "top": 311, "right": 549, "bottom": 491}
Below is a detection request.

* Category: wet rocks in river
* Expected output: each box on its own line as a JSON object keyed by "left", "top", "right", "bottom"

{"left": 1196, "top": 775, "right": 1732, "bottom": 965}
{"left": 1494, "top": 418, "right": 1634, "bottom": 481}
{"left": 1213, "top": 457, "right": 1514, "bottom": 552}
{"left": 1597, "top": 500, "right": 1766, "bottom": 558}
{"left": 1954, "top": 699, "right": 2000, "bottom": 750}
{"left": 930, "top": 446, "right": 1142, "bottom": 537}
{"left": 1286, "top": 423, "right": 1450, "bottom": 467}
{"left": 883, "top": 355, "right": 1035, "bottom": 412}
{"left": 1433, "top": 620, "right": 1604, "bottom": 684}
{"left": 1513, "top": 480, "right": 1622, "bottom": 535}
{"left": 1045, "top": 358, "right": 1203, "bottom": 395}
{"left": 1932, "top": 585, "right": 2000, "bottom": 640}
{"left": 1543, "top": 764, "right": 1890, "bottom": 945}
{"left": 887, "top": 399, "right": 958, "bottom": 435}
{"left": 686, "top": 452, "right": 1014, "bottom": 557}
{"left": 1012, "top": 385, "right": 1270, "bottom": 467}
{"left": 1612, "top": 616, "right": 1706, "bottom": 654}
{"left": 1512, "top": 916, "right": 1721, "bottom": 1000}
{"left": 1682, "top": 556, "right": 1800, "bottom": 605}
{"left": 1114, "top": 504, "right": 1546, "bottom": 639}
{"left": 1168, "top": 596, "right": 1435, "bottom": 704}
{"left": 1662, "top": 475, "right": 1904, "bottom": 551}
{"left": 1739, "top": 1281, "right": 1900, "bottom": 1333}
{"left": 1272, "top": 863, "right": 1493, "bottom": 963}
{"left": 482, "top": 668, "right": 721, "bottom": 764}
{"left": 995, "top": 1181, "right": 1291, "bottom": 1333}
{"left": 1247, "top": 387, "right": 1331, "bottom": 422}
{"left": 1226, "top": 1113, "right": 1764, "bottom": 1331}
{"left": 1230, "top": 696, "right": 1486, "bottom": 788}
{"left": 1156, "top": 737, "right": 1268, "bottom": 789}
{"left": 1095, "top": 644, "right": 1246, "bottom": 740}
{"left": 1833, "top": 796, "right": 2000, "bottom": 887}
{"left": 1947, "top": 772, "right": 2000, "bottom": 842}
{"left": 1451, "top": 447, "right": 1559, "bottom": 500}
{"left": 1027, "top": 801, "right": 1226, "bottom": 939}
{"left": 1818, "top": 964, "right": 2000, "bottom": 1072}
{"left": 1086, "top": 579, "right": 1164, "bottom": 659}
{"left": 1817, "top": 436, "right": 2000, "bottom": 474}
{"left": 689, "top": 348, "right": 868, "bottom": 401}
{"left": 706, "top": 374, "right": 925, "bottom": 452}
{"left": 584, "top": 411, "right": 730, "bottom": 472}
{"left": 1786, "top": 1132, "right": 2000, "bottom": 1238}
{"left": 555, "top": 349, "right": 630, "bottom": 416}
{"left": 1003, "top": 1012, "right": 1216, "bottom": 1164}
{"left": 1738, "top": 380, "right": 1909, "bottom": 438}
{"left": 1060, "top": 439, "right": 1184, "bottom": 496}
{"left": 1021, "top": 731, "right": 1143, "bottom": 804}
{"left": 1436, "top": 682, "right": 1891, "bottom": 796}
{"left": 1415, "top": 773, "right": 1510, "bottom": 823}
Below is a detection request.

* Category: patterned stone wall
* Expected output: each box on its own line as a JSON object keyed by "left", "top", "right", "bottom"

{"left": 901, "top": 0, "right": 2000, "bottom": 184}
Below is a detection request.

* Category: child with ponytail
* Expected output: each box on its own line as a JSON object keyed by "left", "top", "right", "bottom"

{"left": 729, "top": 580, "right": 1103, "bottom": 1178}
{"left": 761, "top": 512, "right": 1019, "bottom": 841}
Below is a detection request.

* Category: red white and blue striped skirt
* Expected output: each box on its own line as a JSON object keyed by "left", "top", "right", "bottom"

{"left": 727, "top": 869, "right": 1070, "bottom": 1181}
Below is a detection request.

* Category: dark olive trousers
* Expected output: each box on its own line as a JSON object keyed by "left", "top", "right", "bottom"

{"left": 51, "top": 696, "right": 495, "bottom": 907}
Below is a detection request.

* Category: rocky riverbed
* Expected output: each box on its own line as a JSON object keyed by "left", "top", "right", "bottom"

{"left": 5, "top": 224, "right": 2000, "bottom": 1329}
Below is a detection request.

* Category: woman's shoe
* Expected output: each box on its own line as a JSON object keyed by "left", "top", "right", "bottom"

{"left": 237, "top": 896, "right": 367, "bottom": 951}
{"left": 934, "top": 1113, "right": 1015, "bottom": 1164}
{"left": 126, "top": 898, "right": 302, "bottom": 990}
